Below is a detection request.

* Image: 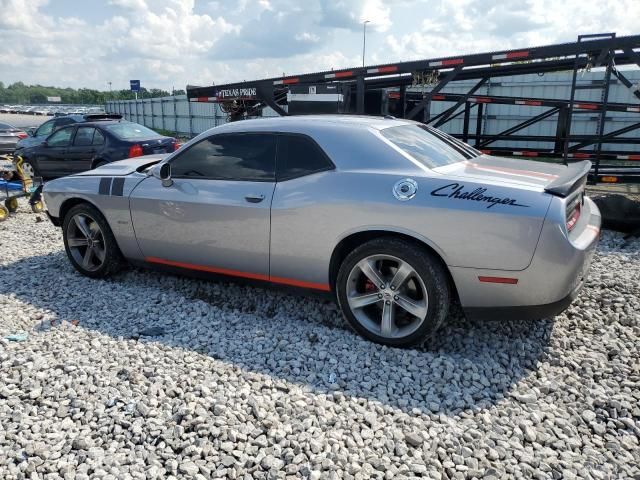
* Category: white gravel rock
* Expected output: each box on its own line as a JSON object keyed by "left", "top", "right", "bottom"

{"left": 1, "top": 203, "right": 639, "bottom": 479}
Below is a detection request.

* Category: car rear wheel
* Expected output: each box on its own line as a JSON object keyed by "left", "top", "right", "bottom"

{"left": 93, "top": 160, "right": 108, "bottom": 169}
{"left": 62, "top": 203, "right": 122, "bottom": 278}
{"left": 336, "top": 237, "right": 450, "bottom": 347}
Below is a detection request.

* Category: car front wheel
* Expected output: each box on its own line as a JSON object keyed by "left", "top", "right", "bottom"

{"left": 19, "top": 158, "right": 38, "bottom": 178}
{"left": 336, "top": 237, "right": 450, "bottom": 347}
{"left": 62, "top": 203, "right": 122, "bottom": 278}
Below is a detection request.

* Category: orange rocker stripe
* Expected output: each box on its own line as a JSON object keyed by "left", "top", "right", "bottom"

{"left": 145, "top": 257, "right": 331, "bottom": 291}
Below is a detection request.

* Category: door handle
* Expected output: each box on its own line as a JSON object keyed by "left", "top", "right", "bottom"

{"left": 245, "top": 194, "right": 265, "bottom": 203}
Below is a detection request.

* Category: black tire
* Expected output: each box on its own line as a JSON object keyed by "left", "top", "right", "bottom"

{"left": 336, "top": 237, "right": 450, "bottom": 347}
{"left": 62, "top": 203, "right": 123, "bottom": 278}
{"left": 93, "top": 160, "right": 108, "bottom": 169}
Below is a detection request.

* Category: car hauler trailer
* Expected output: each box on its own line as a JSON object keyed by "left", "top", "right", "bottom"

{"left": 187, "top": 33, "right": 640, "bottom": 184}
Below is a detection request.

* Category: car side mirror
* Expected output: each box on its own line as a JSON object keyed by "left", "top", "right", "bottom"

{"left": 26, "top": 128, "right": 36, "bottom": 136}
{"left": 152, "top": 162, "right": 173, "bottom": 187}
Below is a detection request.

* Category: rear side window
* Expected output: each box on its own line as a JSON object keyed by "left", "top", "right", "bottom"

{"left": 74, "top": 127, "right": 95, "bottom": 146}
{"left": 380, "top": 125, "right": 472, "bottom": 169}
{"left": 170, "top": 133, "right": 276, "bottom": 181}
{"left": 276, "top": 134, "right": 334, "bottom": 181}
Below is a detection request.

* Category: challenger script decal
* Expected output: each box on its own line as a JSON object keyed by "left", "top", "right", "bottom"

{"left": 431, "top": 183, "right": 529, "bottom": 209}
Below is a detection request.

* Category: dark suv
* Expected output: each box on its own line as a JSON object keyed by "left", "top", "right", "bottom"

{"left": 20, "top": 120, "right": 178, "bottom": 178}
{"left": 15, "top": 114, "right": 123, "bottom": 152}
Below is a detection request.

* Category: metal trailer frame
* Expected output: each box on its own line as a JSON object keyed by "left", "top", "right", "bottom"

{"left": 187, "top": 33, "right": 640, "bottom": 184}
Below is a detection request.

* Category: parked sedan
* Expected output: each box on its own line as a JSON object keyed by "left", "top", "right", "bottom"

{"left": 42, "top": 116, "right": 600, "bottom": 347}
{"left": 15, "top": 114, "right": 123, "bottom": 153}
{"left": 21, "top": 120, "right": 178, "bottom": 178}
{"left": 0, "top": 121, "right": 28, "bottom": 154}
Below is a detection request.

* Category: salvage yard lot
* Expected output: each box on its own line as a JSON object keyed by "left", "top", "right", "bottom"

{"left": 0, "top": 202, "right": 639, "bottom": 479}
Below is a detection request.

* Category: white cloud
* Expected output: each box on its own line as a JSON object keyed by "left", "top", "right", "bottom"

{"left": 0, "top": 0, "right": 637, "bottom": 91}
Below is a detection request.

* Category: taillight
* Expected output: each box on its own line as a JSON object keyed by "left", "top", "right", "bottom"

{"left": 172, "top": 140, "right": 179, "bottom": 151}
{"left": 128, "top": 144, "right": 143, "bottom": 158}
{"left": 566, "top": 201, "right": 581, "bottom": 232}
{"left": 17, "top": 132, "right": 28, "bottom": 139}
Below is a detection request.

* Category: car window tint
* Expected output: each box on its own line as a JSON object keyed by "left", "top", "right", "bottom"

{"left": 47, "top": 128, "right": 73, "bottom": 147}
{"left": 277, "top": 134, "right": 334, "bottom": 181}
{"left": 93, "top": 129, "right": 105, "bottom": 145}
{"left": 171, "top": 134, "right": 276, "bottom": 181}
{"left": 74, "top": 127, "right": 95, "bottom": 146}
{"left": 380, "top": 125, "right": 471, "bottom": 168}
{"left": 104, "top": 122, "right": 159, "bottom": 139}
{"left": 36, "top": 121, "right": 54, "bottom": 137}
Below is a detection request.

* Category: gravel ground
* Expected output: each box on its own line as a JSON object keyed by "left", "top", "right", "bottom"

{"left": 0, "top": 201, "right": 639, "bottom": 480}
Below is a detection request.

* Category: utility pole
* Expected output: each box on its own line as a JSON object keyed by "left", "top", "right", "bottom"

{"left": 362, "top": 20, "right": 370, "bottom": 67}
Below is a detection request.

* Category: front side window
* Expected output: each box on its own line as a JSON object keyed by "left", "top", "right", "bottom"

{"left": 74, "top": 127, "right": 96, "bottom": 146}
{"left": 36, "top": 121, "right": 54, "bottom": 137}
{"left": 380, "top": 125, "right": 477, "bottom": 169}
{"left": 276, "top": 134, "right": 334, "bottom": 181}
{"left": 47, "top": 127, "right": 74, "bottom": 147}
{"left": 170, "top": 133, "right": 276, "bottom": 181}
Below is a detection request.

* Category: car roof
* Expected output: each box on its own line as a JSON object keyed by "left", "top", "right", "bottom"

{"left": 211, "top": 115, "right": 416, "bottom": 134}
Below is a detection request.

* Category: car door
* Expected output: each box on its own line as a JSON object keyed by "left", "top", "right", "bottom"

{"left": 129, "top": 132, "right": 277, "bottom": 279}
{"left": 36, "top": 126, "right": 75, "bottom": 177}
{"left": 66, "top": 126, "right": 103, "bottom": 174}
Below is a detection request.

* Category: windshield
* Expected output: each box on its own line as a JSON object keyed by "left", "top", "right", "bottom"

{"left": 105, "top": 122, "right": 160, "bottom": 140}
{"left": 381, "top": 124, "right": 480, "bottom": 169}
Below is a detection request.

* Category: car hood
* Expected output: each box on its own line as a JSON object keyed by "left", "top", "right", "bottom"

{"left": 73, "top": 154, "right": 167, "bottom": 176}
{"left": 16, "top": 136, "right": 44, "bottom": 150}
{"left": 433, "top": 155, "right": 589, "bottom": 192}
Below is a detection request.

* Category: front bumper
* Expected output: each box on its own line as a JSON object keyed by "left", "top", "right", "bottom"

{"left": 452, "top": 196, "right": 600, "bottom": 321}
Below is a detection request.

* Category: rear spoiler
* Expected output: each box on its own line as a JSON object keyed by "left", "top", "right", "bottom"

{"left": 544, "top": 160, "right": 591, "bottom": 197}
{"left": 83, "top": 114, "right": 122, "bottom": 121}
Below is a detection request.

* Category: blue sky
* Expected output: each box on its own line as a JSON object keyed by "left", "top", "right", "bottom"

{"left": 0, "top": 0, "right": 638, "bottom": 91}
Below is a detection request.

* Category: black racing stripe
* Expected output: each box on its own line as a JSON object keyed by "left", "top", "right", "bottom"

{"left": 111, "top": 178, "right": 125, "bottom": 196}
{"left": 99, "top": 177, "right": 112, "bottom": 195}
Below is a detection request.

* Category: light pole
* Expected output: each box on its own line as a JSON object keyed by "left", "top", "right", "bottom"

{"left": 362, "top": 20, "right": 370, "bottom": 67}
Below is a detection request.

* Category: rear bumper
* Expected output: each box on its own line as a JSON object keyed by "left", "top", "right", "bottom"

{"left": 452, "top": 196, "right": 600, "bottom": 320}
{"left": 463, "top": 277, "right": 583, "bottom": 321}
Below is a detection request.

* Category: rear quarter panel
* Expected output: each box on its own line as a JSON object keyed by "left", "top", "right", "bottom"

{"left": 269, "top": 170, "right": 552, "bottom": 287}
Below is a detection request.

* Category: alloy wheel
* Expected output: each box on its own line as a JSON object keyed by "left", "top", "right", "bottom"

{"left": 66, "top": 213, "right": 107, "bottom": 272}
{"left": 346, "top": 254, "right": 429, "bottom": 339}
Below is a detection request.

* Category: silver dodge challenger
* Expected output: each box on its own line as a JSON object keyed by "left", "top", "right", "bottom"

{"left": 42, "top": 116, "right": 600, "bottom": 347}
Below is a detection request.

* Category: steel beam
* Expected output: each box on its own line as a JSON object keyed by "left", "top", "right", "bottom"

{"left": 406, "top": 66, "right": 462, "bottom": 121}
{"left": 433, "top": 78, "right": 488, "bottom": 127}
{"left": 478, "top": 107, "right": 560, "bottom": 147}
